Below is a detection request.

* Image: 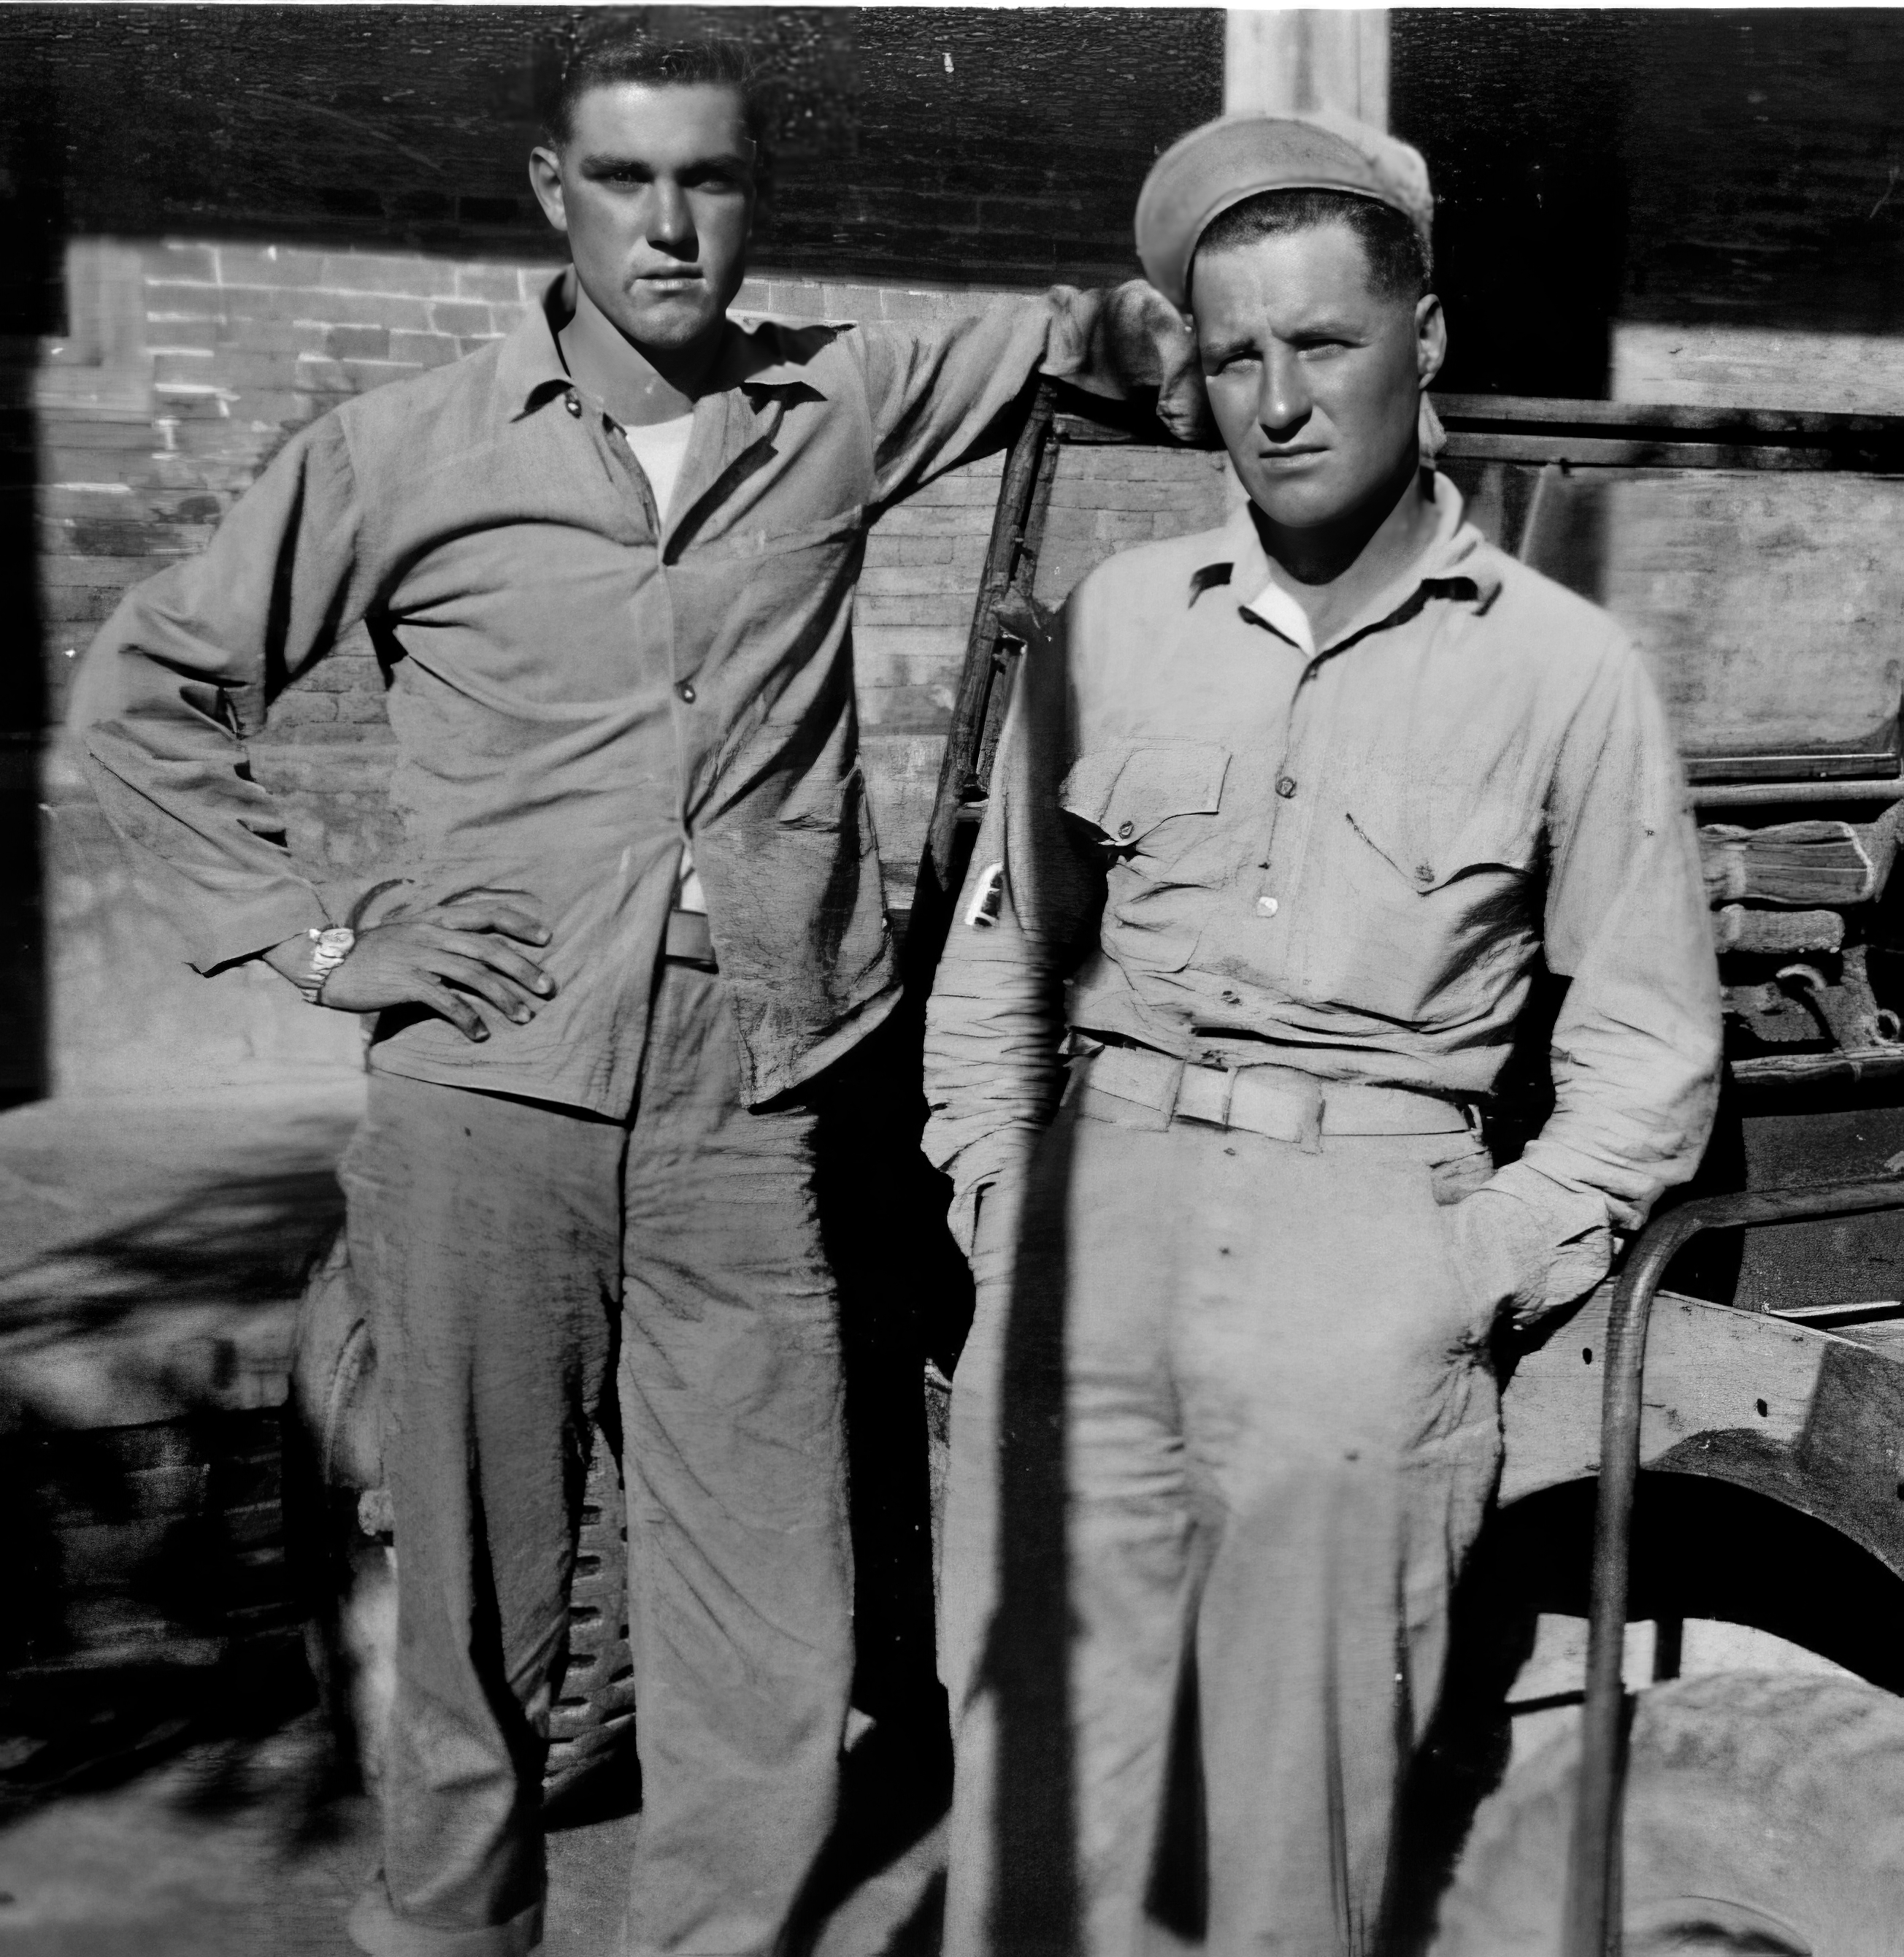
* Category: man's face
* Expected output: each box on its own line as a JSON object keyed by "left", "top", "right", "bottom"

{"left": 530, "top": 81, "right": 756, "bottom": 355}
{"left": 1191, "top": 221, "right": 1443, "bottom": 534}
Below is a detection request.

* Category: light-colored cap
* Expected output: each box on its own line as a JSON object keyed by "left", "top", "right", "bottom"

{"left": 1135, "top": 108, "right": 1434, "bottom": 310}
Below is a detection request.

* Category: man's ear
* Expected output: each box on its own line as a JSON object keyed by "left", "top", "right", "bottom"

{"left": 528, "top": 145, "right": 569, "bottom": 235}
{"left": 1415, "top": 291, "right": 1447, "bottom": 391}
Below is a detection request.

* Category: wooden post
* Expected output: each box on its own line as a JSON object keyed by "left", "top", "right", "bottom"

{"left": 1223, "top": 8, "right": 1390, "bottom": 129}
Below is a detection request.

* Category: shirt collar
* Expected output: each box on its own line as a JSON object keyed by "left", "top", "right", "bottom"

{"left": 498, "top": 269, "right": 832, "bottom": 421}
{"left": 1188, "top": 472, "right": 1503, "bottom": 656}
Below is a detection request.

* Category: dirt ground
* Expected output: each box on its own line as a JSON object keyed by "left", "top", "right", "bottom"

{"left": 1, "top": 1085, "right": 1855, "bottom": 1956}
{"left": 0, "top": 1081, "right": 948, "bottom": 1957}
{"left": 0, "top": 1710, "right": 945, "bottom": 1956}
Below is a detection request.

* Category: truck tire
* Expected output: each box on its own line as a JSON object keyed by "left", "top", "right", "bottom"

{"left": 1430, "top": 1671, "right": 1904, "bottom": 1956}
{"left": 287, "top": 1231, "right": 637, "bottom": 1810}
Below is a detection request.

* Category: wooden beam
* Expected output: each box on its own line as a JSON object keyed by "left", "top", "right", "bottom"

{"left": 1224, "top": 9, "right": 1389, "bottom": 128}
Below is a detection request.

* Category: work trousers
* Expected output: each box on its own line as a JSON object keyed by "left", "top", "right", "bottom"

{"left": 941, "top": 1071, "right": 1503, "bottom": 1957}
{"left": 338, "top": 965, "right": 853, "bottom": 1957}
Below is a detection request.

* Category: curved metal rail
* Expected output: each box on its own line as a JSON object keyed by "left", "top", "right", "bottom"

{"left": 1564, "top": 1173, "right": 1904, "bottom": 1956}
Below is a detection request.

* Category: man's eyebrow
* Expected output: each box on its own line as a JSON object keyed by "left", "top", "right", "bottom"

{"left": 1283, "top": 312, "right": 1370, "bottom": 339}
{"left": 577, "top": 139, "right": 758, "bottom": 174}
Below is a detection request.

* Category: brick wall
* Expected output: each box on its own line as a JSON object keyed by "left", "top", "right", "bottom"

{"left": 23, "top": 237, "right": 1232, "bottom": 1095}
{"left": 0, "top": 8, "right": 1223, "bottom": 288}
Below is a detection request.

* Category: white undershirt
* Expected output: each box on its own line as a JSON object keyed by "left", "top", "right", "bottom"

{"left": 617, "top": 412, "right": 695, "bottom": 524}
{"left": 615, "top": 413, "right": 706, "bottom": 911}
{"left": 1240, "top": 578, "right": 1317, "bottom": 657}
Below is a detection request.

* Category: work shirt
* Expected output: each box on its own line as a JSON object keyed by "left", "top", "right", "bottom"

{"left": 74, "top": 272, "right": 1137, "bottom": 1114}
{"left": 923, "top": 476, "right": 1723, "bottom": 1317}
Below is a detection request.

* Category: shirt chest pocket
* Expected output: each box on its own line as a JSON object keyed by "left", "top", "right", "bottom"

{"left": 1311, "top": 795, "right": 1543, "bottom": 1023}
{"left": 1061, "top": 741, "right": 1232, "bottom": 972}
{"left": 1344, "top": 798, "right": 1540, "bottom": 898}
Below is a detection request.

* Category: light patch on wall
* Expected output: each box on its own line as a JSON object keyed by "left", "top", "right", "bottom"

{"left": 1613, "top": 321, "right": 1904, "bottom": 415}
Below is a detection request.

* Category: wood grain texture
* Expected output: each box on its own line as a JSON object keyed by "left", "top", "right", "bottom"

{"left": 1502, "top": 1286, "right": 1904, "bottom": 1583}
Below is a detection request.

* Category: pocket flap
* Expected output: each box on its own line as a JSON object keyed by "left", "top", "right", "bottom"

{"left": 1060, "top": 742, "right": 1230, "bottom": 847}
{"left": 1349, "top": 801, "right": 1538, "bottom": 892}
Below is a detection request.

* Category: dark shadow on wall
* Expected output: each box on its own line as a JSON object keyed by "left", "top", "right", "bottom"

{"left": 0, "top": 64, "right": 59, "bottom": 1108}
{"left": 1393, "top": 9, "right": 1638, "bottom": 399}
{"left": 0, "top": 1147, "right": 350, "bottom": 1809}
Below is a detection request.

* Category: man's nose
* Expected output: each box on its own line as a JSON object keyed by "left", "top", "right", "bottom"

{"left": 644, "top": 180, "right": 696, "bottom": 256}
{"left": 1257, "top": 348, "right": 1311, "bottom": 440}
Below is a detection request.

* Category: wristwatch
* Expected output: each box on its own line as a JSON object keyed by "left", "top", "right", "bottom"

{"left": 299, "top": 925, "right": 356, "bottom": 1003}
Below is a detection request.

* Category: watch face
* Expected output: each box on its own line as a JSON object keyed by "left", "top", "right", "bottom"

{"left": 315, "top": 928, "right": 356, "bottom": 955}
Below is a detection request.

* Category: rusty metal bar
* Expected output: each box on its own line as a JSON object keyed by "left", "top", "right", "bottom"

{"left": 1695, "top": 778, "right": 1904, "bottom": 810}
{"left": 921, "top": 381, "right": 1059, "bottom": 900}
{"left": 1565, "top": 1173, "right": 1904, "bottom": 1956}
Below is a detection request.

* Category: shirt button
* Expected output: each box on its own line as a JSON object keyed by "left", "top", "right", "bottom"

{"left": 1256, "top": 895, "right": 1279, "bottom": 917}
{"left": 1416, "top": 862, "right": 1435, "bottom": 884}
{"left": 1276, "top": 775, "right": 1297, "bottom": 799}
{"left": 1118, "top": 820, "right": 1135, "bottom": 839}
{"left": 564, "top": 391, "right": 581, "bottom": 416}
{"left": 677, "top": 681, "right": 696, "bottom": 704}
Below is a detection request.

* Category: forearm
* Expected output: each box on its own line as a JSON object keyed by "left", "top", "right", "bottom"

{"left": 79, "top": 651, "right": 333, "bottom": 970}
{"left": 69, "top": 416, "right": 364, "bottom": 972}
{"left": 1462, "top": 658, "right": 1723, "bottom": 1328}
{"left": 923, "top": 887, "right": 1070, "bottom": 1254}
{"left": 867, "top": 282, "right": 1201, "bottom": 503}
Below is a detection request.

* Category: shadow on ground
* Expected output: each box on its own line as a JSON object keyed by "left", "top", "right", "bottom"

{"left": 0, "top": 1076, "right": 953, "bottom": 1953}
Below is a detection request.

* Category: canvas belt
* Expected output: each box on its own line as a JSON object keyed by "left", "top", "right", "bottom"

{"left": 1083, "top": 1043, "right": 1478, "bottom": 1146}
{"left": 662, "top": 909, "right": 718, "bottom": 970}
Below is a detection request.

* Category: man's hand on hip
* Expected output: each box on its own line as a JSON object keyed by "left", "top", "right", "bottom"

{"left": 264, "top": 895, "right": 555, "bottom": 1043}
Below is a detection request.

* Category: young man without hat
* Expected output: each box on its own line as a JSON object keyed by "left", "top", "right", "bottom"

{"left": 69, "top": 28, "right": 1199, "bottom": 1957}
{"left": 924, "top": 109, "right": 1722, "bottom": 1953}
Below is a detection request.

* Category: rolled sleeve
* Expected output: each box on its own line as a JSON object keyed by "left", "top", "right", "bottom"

{"left": 861, "top": 283, "right": 1183, "bottom": 510}
{"left": 69, "top": 415, "right": 368, "bottom": 972}
{"left": 923, "top": 599, "right": 1097, "bottom": 1252}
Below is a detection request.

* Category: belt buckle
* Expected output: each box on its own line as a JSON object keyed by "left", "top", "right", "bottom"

{"left": 1173, "top": 1060, "right": 1237, "bottom": 1130}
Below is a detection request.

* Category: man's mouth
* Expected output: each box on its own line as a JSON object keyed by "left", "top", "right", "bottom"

{"left": 637, "top": 270, "right": 703, "bottom": 289}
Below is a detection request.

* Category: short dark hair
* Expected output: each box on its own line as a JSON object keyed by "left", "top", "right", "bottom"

{"left": 1190, "top": 188, "right": 1431, "bottom": 308}
{"left": 542, "top": 19, "right": 766, "bottom": 154}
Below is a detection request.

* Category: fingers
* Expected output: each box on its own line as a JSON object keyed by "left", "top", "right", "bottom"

{"left": 456, "top": 937, "right": 554, "bottom": 997}
{"left": 995, "top": 589, "right": 1055, "bottom": 651}
{"left": 431, "top": 951, "right": 541, "bottom": 1025}
{"left": 415, "top": 927, "right": 554, "bottom": 1003}
{"left": 437, "top": 897, "right": 551, "bottom": 946}
{"left": 413, "top": 981, "right": 493, "bottom": 1043}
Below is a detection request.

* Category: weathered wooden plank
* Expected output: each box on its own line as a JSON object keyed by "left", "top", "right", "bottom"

{"left": 1437, "top": 391, "right": 1904, "bottom": 442}
{"left": 1502, "top": 1287, "right": 1823, "bottom": 1506}
{"left": 1500, "top": 1286, "right": 1904, "bottom": 1585}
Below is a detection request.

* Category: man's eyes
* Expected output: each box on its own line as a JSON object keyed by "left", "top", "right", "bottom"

{"left": 594, "top": 167, "right": 745, "bottom": 192}
{"left": 1207, "top": 340, "right": 1352, "bottom": 373}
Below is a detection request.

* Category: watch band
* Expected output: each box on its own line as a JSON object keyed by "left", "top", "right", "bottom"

{"left": 299, "top": 924, "right": 356, "bottom": 1003}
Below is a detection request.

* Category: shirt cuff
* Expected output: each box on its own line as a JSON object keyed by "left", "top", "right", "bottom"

{"left": 1450, "top": 1159, "right": 1615, "bottom": 1333}
{"left": 943, "top": 1128, "right": 1044, "bottom": 1259}
{"left": 191, "top": 887, "right": 332, "bottom": 975}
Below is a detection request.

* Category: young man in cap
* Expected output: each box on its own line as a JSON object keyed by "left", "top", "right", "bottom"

{"left": 924, "top": 108, "right": 1721, "bottom": 1953}
{"left": 71, "top": 28, "right": 1197, "bottom": 1957}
